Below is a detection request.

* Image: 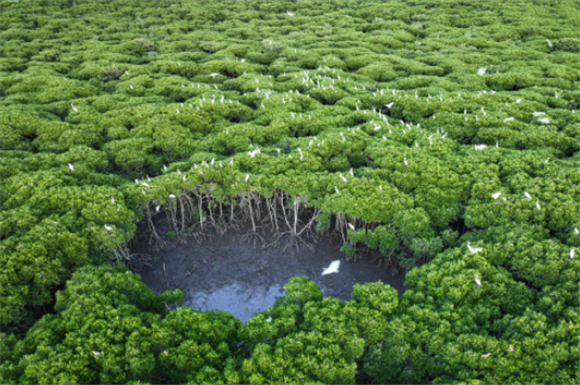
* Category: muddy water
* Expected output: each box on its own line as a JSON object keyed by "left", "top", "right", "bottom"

{"left": 136, "top": 227, "right": 406, "bottom": 323}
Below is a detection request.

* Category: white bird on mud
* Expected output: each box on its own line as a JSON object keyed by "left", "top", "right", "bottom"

{"left": 68, "top": 163, "right": 74, "bottom": 172}
{"left": 467, "top": 242, "right": 483, "bottom": 254}
{"left": 492, "top": 192, "right": 502, "bottom": 199}
{"left": 322, "top": 260, "right": 341, "bottom": 275}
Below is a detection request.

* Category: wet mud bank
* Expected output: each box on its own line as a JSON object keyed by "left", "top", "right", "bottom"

{"left": 133, "top": 224, "right": 406, "bottom": 323}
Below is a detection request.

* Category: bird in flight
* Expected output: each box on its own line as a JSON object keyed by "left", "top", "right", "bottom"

{"left": 322, "top": 260, "right": 341, "bottom": 275}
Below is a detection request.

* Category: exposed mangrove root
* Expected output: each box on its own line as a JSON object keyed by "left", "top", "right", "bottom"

{"left": 133, "top": 185, "right": 398, "bottom": 268}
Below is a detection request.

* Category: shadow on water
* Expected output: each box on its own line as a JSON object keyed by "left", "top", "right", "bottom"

{"left": 134, "top": 224, "right": 406, "bottom": 323}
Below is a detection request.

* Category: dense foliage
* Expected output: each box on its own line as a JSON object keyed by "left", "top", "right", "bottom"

{"left": 1, "top": 0, "right": 578, "bottom": 383}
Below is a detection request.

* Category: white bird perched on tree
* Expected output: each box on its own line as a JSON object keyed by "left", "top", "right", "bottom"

{"left": 334, "top": 186, "right": 340, "bottom": 194}
{"left": 477, "top": 67, "right": 487, "bottom": 76}
{"left": 169, "top": 194, "right": 176, "bottom": 199}
{"left": 404, "top": 157, "right": 408, "bottom": 167}
{"left": 156, "top": 205, "right": 160, "bottom": 212}
{"left": 339, "top": 173, "right": 347, "bottom": 183}
{"left": 349, "top": 168, "right": 354, "bottom": 177}
{"left": 322, "top": 260, "right": 341, "bottom": 275}
{"left": 141, "top": 189, "right": 147, "bottom": 195}
{"left": 245, "top": 174, "right": 250, "bottom": 182}
{"left": 516, "top": 98, "right": 522, "bottom": 103}
{"left": 71, "top": 104, "right": 78, "bottom": 112}
{"left": 92, "top": 351, "right": 101, "bottom": 357}
{"left": 286, "top": 11, "right": 294, "bottom": 16}
{"left": 546, "top": 39, "right": 552, "bottom": 47}
{"left": 533, "top": 111, "right": 546, "bottom": 116}
{"left": 481, "top": 353, "right": 492, "bottom": 358}
{"left": 348, "top": 223, "right": 355, "bottom": 231}
{"left": 571, "top": 248, "right": 575, "bottom": 259}
{"left": 385, "top": 102, "right": 394, "bottom": 109}
{"left": 503, "top": 117, "right": 514, "bottom": 122}
{"left": 524, "top": 192, "right": 532, "bottom": 200}
{"left": 467, "top": 242, "right": 483, "bottom": 254}
{"left": 492, "top": 192, "right": 502, "bottom": 199}
{"left": 545, "top": 158, "right": 550, "bottom": 163}
{"left": 574, "top": 228, "right": 579, "bottom": 235}
{"left": 537, "top": 118, "right": 550, "bottom": 124}
{"left": 209, "top": 73, "right": 219, "bottom": 78}
{"left": 141, "top": 182, "right": 150, "bottom": 187}
{"left": 68, "top": 163, "right": 74, "bottom": 172}
{"left": 474, "top": 144, "right": 487, "bottom": 150}
{"left": 474, "top": 273, "right": 481, "bottom": 286}
{"left": 104, "top": 224, "right": 113, "bottom": 232}
{"left": 111, "top": 197, "right": 115, "bottom": 204}
{"left": 536, "top": 201, "right": 541, "bottom": 210}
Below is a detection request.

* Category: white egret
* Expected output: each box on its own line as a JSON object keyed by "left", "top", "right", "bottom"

{"left": 537, "top": 118, "right": 550, "bottom": 124}
{"left": 546, "top": 39, "right": 552, "bottom": 47}
{"left": 481, "top": 353, "right": 492, "bottom": 358}
{"left": 334, "top": 186, "right": 340, "bottom": 194}
{"left": 523, "top": 191, "right": 532, "bottom": 199}
{"left": 266, "top": 316, "right": 272, "bottom": 322}
{"left": 340, "top": 173, "right": 347, "bottom": 183}
{"left": 286, "top": 11, "right": 294, "bottom": 16}
{"left": 571, "top": 248, "right": 575, "bottom": 259}
{"left": 516, "top": 99, "right": 521, "bottom": 103}
{"left": 532, "top": 111, "right": 545, "bottom": 116}
{"left": 68, "top": 163, "right": 74, "bottom": 172}
{"left": 349, "top": 168, "right": 354, "bottom": 177}
{"left": 104, "top": 224, "right": 113, "bottom": 232}
{"left": 404, "top": 157, "right": 408, "bottom": 167}
{"left": 474, "top": 144, "right": 486, "bottom": 150}
{"left": 574, "top": 228, "right": 579, "bottom": 235}
{"left": 536, "top": 201, "right": 541, "bottom": 210}
{"left": 348, "top": 223, "right": 355, "bottom": 231}
{"left": 492, "top": 192, "right": 502, "bottom": 199}
{"left": 209, "top": 73, "right": 219, "bottom": 78}
{"left": 385, "top": 102, "right": 394, "bottom": 109}
{"left": 141, "top": 189, "right": 146, "bottom": 195}
{"left": 545, "top": 158, "right": 550, "bottom": 163}
{"left": 245, "top": 174, "right": 250, "bottom": 182}
{"left": 467, "top": 242, "right": 483, "bottom": 254}
{"left": 503, "top": 117, "right": 514, "bottom": 122}
{"left": 92, "top": 351, "right": 101, "bottom": 357}
{"left": 156, "top": 205, "right": 160, "bottom": 212}
{"left": 322, "top": 260, "right": 341, "bottom": 275}
{"left": 129, "top": 85, "right": 134, "bottom": 90}
{"left": 141, "top": 182, "right": 150, "bottom": 187}
{"left": 474, "top": 274, "right": 481, "bottom": 286}
{"left": 111, "top": 197, "right": 115, "bottom": 204}
{"left": 169, "top": 194, "right": 176, "bottom": 199}
{"left": 71, "top": 104, "right": 78, "bottom": 112}
{"left": 477, "top": 67, "right": 487, "bottom": 76}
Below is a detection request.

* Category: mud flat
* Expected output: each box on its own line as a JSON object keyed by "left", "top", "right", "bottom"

{"left": 135, "top": 226, "right": 406, "bottom": 323}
